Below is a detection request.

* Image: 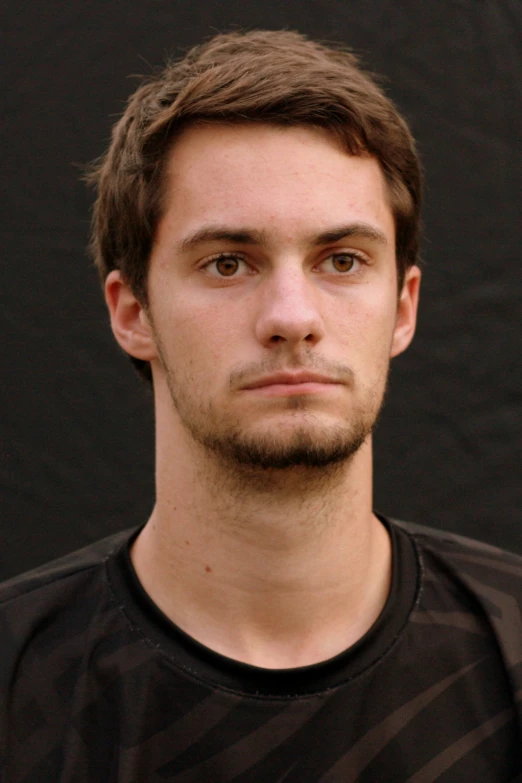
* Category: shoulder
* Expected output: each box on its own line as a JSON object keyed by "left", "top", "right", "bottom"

{"left": 0, "top": 528, "right": 137, "bottom": 654}
{"left": 0, "top": 528, "right": 139, "bottom": 692}
{"left": 392, "top": 517, "right": 522, "bottom": 576}
{"left": 0, "top": 528, "right": 142, "bottom": 762}
{"left": 390, "top": 517, "right": 522, "bottom": 670}
{"left": 0, "top": 528, "right": 134, "bottom": 606}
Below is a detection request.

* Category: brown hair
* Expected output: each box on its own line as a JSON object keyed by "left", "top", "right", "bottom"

{"left": 87, "top": 29, "right": 423, "bottom": 382}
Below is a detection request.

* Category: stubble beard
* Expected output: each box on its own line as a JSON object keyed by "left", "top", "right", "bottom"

{"left": 158, "top": 348, "right": 388, "bottom": 480}
{"left": 184, "top": 399, "right": 378, "bottom": 471}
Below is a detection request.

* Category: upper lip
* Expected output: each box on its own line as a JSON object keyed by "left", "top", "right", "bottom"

{"left": 243, "top": 371, "right": 341, "bottom": 389}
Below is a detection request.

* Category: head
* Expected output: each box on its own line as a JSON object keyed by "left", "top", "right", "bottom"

{"left": 88, "top": 29, "right": 422, "bottom": 384}
{"left": 93, "top": 31, "right": 422, "bottom": 478}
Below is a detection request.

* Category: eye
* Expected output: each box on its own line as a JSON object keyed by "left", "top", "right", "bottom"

{"left": 203, "top": 253, "right": 250, "bottom": 278}
{"left": 320, "top": 251, "right": 365, "bottom": 274}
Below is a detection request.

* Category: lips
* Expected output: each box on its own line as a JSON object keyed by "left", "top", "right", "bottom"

{"left": 243, "top": 372, "right": 340, "bottom": 390}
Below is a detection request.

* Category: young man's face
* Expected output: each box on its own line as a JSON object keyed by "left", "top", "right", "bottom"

{"left": 111, "top": 123, "right": 420, "bottom": 470}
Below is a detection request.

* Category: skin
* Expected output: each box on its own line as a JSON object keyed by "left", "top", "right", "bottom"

{"left": 105, "top": 123, "right": 421, "bottom": 668}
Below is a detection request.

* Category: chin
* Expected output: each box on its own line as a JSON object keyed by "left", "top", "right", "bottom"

{"left": 199, "top": 419, "right": 373, "bottom": 470}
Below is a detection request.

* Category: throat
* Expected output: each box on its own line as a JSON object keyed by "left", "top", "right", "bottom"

{"left": 130, "top": 504, "right": 391, "bottom": 669}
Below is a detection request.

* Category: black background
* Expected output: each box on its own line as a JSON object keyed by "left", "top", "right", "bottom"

{"left": 2, "top": 0, "right": 521, "bottom": 580}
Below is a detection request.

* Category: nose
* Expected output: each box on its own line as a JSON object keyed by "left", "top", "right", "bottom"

{"left": 254, "top": 264, "right": 326, "bottom": 349}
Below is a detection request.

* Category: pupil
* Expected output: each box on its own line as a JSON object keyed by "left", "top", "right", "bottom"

{"left": 334, "top": 255, "right": 353, "bottom": 272}
{"left": 218, "top": 258, "right": 238, "bottom": 276}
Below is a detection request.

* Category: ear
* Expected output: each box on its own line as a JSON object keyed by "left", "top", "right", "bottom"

{"left": 104, "top": 270, "right": 158, "bottom": 361}
{"left": 390, "top": 265, "right": 421, "bottom": 358}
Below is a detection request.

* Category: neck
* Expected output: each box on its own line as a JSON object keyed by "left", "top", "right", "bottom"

{"left": 131, "top": 416, "right": 391, "bottom": 669}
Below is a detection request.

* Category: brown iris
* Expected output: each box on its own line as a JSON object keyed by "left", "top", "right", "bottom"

{"left": 331, "top": 254, "right": 355, "bottom": 272}
{"left": 216, "top": 256, "right": 240, "bottom": 276}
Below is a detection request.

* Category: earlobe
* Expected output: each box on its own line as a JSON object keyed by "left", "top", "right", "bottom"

{"left": 390, "top": 265, "right": 421, "bottom": 358}
{"left": 104, "top": 270, "right": 158, "bottom": 361}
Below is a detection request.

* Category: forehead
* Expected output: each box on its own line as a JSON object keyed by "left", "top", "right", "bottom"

{"left": 159, "top": 123, "right": 395, "bottom": 245}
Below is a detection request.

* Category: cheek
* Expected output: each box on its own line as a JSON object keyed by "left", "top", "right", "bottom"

{"left": 159, "top": 298, "right": 245, "bottom": 377}
{"left": 333, "top": 293, "right": 397, "bottom": 364}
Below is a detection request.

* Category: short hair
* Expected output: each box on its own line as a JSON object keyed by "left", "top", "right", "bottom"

{"left": 87, "top": 29, "right": 423, "bottom": 382}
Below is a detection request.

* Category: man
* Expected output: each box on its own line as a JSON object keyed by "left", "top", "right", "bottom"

{"left": 1, "top": 30, "right": 521, "bottom": 782}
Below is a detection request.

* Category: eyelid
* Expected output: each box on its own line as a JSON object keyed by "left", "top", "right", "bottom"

{"left": 199, "top": 248, "right": 369, "bottom": 278}
{"left": 317, "top": 248, "right": 369, "bottom": 272}
{"left": 202, "top": 251, "right": 248, "bottom": 263}
{"left": 200, "top": 251, "right": 252, "bottom": 278}
{"left": 325, "top": 248, "right": 368, "bottom": 261}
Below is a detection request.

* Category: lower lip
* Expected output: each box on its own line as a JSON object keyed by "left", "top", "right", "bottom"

{"left": 244, "top": 382, "right": 340, "bottom": 397}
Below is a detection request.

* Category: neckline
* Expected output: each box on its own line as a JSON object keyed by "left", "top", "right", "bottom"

{"left": 106, "top": 516, "right": 420, "bottom": 698}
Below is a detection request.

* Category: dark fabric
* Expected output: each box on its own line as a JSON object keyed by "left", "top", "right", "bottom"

{"left": 1, "top": 517, "right": 521, "bottom": 781}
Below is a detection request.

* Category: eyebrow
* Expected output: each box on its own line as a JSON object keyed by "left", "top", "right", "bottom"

{"left": 308, "top": 223, "right": 388, "bottom": 247}
{"left": 177, "top": 222, "right": 388, "bottom": 252}
{"left": 178, "top": 227, "right": 269, "bottom": 252}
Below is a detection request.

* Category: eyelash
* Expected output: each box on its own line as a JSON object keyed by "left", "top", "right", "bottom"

{"left": 203, "top": 253, "right": 251, "bottom": 278}
{"left": 202, "top": 251, "right": 368, "bottom": 278}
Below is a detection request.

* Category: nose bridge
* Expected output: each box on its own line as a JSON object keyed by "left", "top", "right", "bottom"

{"left": 269, "top": 256, "right": 311, "bottom": 300}
{"left": 255, "top": 255, "right": 324, "bottom": 346}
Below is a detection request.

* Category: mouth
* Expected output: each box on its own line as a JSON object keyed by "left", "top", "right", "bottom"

{"left": 242, "top": 372, "right": 343, "bottom": 396}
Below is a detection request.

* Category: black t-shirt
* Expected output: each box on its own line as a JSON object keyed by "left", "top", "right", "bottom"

{"left": 1, "top": 517, "right": 521, "bottom": 782}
